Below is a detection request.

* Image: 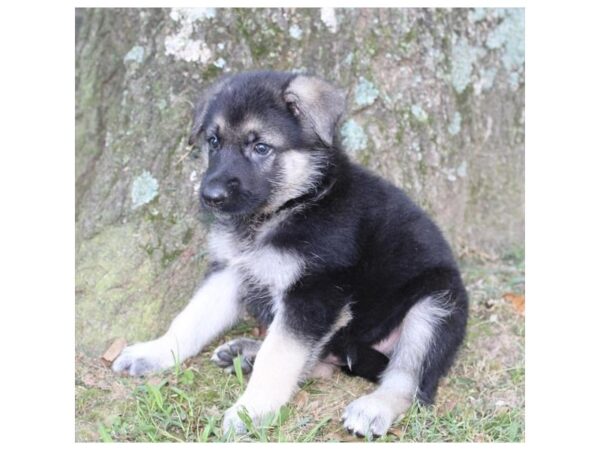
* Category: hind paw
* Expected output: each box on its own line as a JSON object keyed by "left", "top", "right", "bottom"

{"left": 210, "top": 338, "right": 261, "bottom": 374}
{"left": 342, "top": 393, "right": 396, "bottom": 438}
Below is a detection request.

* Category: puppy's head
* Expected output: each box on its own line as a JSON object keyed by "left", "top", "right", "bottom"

{"left": 188, "top": 71, "right": 345, "bottom": 217}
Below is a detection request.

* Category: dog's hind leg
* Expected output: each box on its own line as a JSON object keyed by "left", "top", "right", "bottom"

{"left": 416, "top": 287, "right": 468, "bottom": 404}
{"left": 342, "top": 291, "right": 463, "bottom": 438}
{"left": 211, "top": 338, "right": 262, "bottom": 374}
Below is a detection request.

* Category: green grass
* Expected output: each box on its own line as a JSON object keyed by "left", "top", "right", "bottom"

{"left": 90, "top": 365, "right": 321, "bottom": 443}
{"left": 75, "top": 254, "right": 525, "bottom": 442}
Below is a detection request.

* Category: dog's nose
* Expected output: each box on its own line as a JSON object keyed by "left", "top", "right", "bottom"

{"left": 201, "top": 184, "right": 229, "bottom": 206}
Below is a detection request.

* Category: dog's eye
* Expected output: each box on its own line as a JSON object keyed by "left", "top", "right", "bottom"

{"left": 253, "top": 143, "right": 271, "bottom": 156}
{"left": 208, "top": 136, "right": 219, "bottom": 150}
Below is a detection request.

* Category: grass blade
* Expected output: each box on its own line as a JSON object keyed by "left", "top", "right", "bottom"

{"left": 232, "top": 355, "right": 245, "bottom": 387}
{"left": 98, "top": 423, "right": 113, "bottom": 442}
{"left": 302, "top": 416, "right": 331, "bottom": 442}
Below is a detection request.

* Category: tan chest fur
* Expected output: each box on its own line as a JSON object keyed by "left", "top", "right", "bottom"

{"left": 207, "top": 224, "right": 304, "bottom": 296}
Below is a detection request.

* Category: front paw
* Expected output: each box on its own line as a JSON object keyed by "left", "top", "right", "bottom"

{"left": 222, "top": 404, "right": 252, "bottom": 435}
{"left": 112, "top": 338, "right": 177, "bottom": 377}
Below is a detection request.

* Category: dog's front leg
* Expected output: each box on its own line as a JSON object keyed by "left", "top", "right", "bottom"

{"left": 222, "top": 311, "right": 313, "bottom": 434}
{"left": 112, "top": 266, "right": 243, "bottom": 376}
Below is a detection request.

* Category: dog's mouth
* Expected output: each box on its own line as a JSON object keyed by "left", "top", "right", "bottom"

{"left": 199, "top": 189, "right": 266, "bottom": 218}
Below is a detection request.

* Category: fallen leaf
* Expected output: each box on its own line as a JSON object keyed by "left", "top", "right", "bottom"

{"left": 101, "top": 338, "right": 127, "bottom": 367}
{"left": 295, "top": 390, "right": 309, "bottom": 409}
{"left": 502, "top": 293, "right": 525, "bottom": 315}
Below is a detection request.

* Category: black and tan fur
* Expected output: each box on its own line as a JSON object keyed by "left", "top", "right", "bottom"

{"left": 113, "top": 71, "right": 468, "bottom": 438}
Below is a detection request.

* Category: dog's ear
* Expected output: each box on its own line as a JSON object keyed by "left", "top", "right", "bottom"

{"left": 188, "top": 76, "right": 231, "bottom": 146}
{"left": 283, "top": 75, "right": 346, "bottom": 147}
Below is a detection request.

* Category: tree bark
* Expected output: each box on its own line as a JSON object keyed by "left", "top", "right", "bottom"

{"left": 75, "top": 8, "right": 524, "bottom": 354}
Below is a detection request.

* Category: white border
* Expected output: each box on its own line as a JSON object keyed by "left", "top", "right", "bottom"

{"left": 4, "top": 0, "right": 600, "bottom": 448}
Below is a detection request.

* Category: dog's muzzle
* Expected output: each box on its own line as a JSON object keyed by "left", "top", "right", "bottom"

{"left": 201, "top": 178, "right": 240, "bottom": 208}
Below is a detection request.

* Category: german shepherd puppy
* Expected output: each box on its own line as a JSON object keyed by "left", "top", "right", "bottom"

{"left": 112, "top": 71, "right": 468, "bottom": 438}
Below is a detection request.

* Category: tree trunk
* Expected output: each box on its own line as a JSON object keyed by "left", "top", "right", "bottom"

{"left": 75, "top": 8, "right": 524, "bottom": 354}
